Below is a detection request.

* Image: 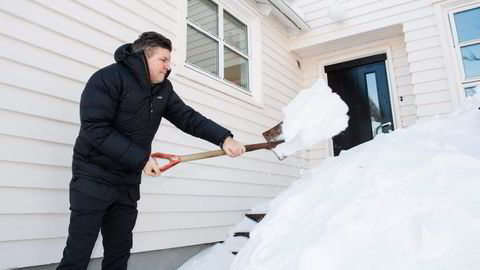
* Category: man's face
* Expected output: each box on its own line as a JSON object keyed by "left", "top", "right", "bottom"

{"left": 147, "top": 47, "right": 171, "bottom": 84}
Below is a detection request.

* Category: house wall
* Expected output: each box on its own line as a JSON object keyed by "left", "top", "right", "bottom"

{"left": 293, "top": 0, "right": 470, "bottom": 167}
{"left": 0, "top": 0, "right": 305, "bottom": 268}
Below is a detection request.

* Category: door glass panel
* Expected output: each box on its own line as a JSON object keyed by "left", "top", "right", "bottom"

{"left": 461, "top": 44, "right": 480, "bottom": 78}
{"left": 188, "top": 0, "right": 218, "bottom": 36}
{"left": 224, "top": 47, "right": 249, "bottom": 90}
{"left": 365, "top": 72, "right": 382, "bottom": 137}
{"left": 187, "top": 25, "right": 219, "bottom": 75}
{"left": 454, "top": 7, "right": 480, "bottom": 43}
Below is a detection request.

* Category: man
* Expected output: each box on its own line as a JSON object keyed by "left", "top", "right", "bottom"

{"left": 57, "top": 31, "right": 245, "bottom": 270}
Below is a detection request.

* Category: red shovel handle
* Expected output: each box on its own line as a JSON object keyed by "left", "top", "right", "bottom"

{"left": 151, "top": 152, "right": 181, "bottom": 172}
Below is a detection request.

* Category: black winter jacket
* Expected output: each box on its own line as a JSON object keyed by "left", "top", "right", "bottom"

{"left": 72, "top": 44, "right": 232, "bottom": 186}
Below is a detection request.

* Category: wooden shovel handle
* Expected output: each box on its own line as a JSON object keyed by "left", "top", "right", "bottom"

{"left": 180, "top": 140, "right": 285, "bottom": 162}
{"left": 151, "top": 140, "right": 284, "bottom": 172}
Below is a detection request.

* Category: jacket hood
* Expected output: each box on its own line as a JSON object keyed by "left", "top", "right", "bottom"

{"left": 114, "top": 43, "right": 171, "bottom": 89}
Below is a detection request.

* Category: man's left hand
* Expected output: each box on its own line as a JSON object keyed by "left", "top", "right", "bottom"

{"left": 222, "top": 137, "right": 246, "bottom": 157}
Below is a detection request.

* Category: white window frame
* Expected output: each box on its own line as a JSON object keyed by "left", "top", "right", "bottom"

{"left": 448, "top": 2, "right": 480, "bottom": 89}
{"left": 175, "top": 0, "right": 264, "bottom": 107}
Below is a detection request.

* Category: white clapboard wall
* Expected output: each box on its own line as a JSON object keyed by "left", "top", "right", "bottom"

{"left": 0, "top": 0, "right": 307, "bottom": 268}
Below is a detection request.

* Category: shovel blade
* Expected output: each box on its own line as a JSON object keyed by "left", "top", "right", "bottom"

{"left": 262, "top": 122, "right": 284, "bottom": 142}
{"left": 262, "top": 122, "right": 287, "bottom": 160}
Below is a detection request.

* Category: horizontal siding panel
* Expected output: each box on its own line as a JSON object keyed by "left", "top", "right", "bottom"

{"left": 414, "top": 90, "right": 451, "bottom": 105}
{"left": 405, "top": 36, "right": 441, "bottom": 52}
{"left": 77, "top": 0, "right": 176, "bottom": 38}
{"left": 395, "top": 75, "right": 412, "bottom": 87}
{"left": 0, "top": 0, "right": 119, "bottom": 55}
{"left": 305, "top": 0, "right": 429, "bottom": 30}
{"left": 0, "top": 34, "right": 96, "bottom": 82}
{"left": 0, "top": 58, "right": 83, "bottom": 102}
{"left": 397, "top": 85, "right": 413, "bottom": 96}
{"left": 416, "top": 101, "right": 453, "bottom": 116}
{"left": 399, "top": 95, "right": 415, "bottom": 105}
{"left": 0, "top": 83, "right": 79, "bottom": 124}
{"left": 292, "top": 3, "right": 434, "bottom": 49}
{"left": 392, "top": 56, "right": 409, "bottom": 67}
{"left": 407, "top": 46, "right": 443, "bottom": 62}
{"left": 410, "top": 68, "right": 447, "bottom": 84}
{"left": 412, "top": 79, "right": 450, "bottom": 94}
{"left": 0, "top": 135, "right": 72, "bottom": 167}
{"left": 262, "top": 30, "right": 303, "bottom": 82}
{"left": 404, "top": 26, "right": 438, "bottom": 42}
{"left": 32, "top": 0, "right": 135, "bottom": 42}
{"left": 394, "top": 66, "right": 411, "bottom": 77}
{"left": 0, "top": 6, "right": 112, "bottom": 68}
{"left": 402, "top": 16, "right": 437, "bottom": 32}
{"left": 409, "top": 57, "right": 445, "bottom": 72}
{"left": 0, "top": 211, "right": 243, "bottom": 242}
{"left": 391, "top": 47, "right": 407, "bottom": 58}
{"left": 0, "top": 187, "right": 269, "bottom": 214}
{"left": 399, "top": 104, "right": 416, "bottom": 116}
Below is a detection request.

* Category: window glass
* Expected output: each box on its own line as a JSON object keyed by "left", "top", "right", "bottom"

{"left": 460, "top": 44, "right": 480, "bottom": 78}
{"left": 224, "top": 47, "right": 249, "bottom": 90}
{"left": 224, "top": 11, "right": 248, "bottom": 54}
{"left": 454, "top": 7, "right": 480, "bottom": 42}
{"left": 186, "top": 0, "right": 250, "bottom": 92}
{"left": 188, "top": 0, "right": 218, "bottom": 36}
{"left": 187, "top": 25, "right": 219, "bottom": 75}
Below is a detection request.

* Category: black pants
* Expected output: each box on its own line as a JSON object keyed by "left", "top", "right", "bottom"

{"left": 57, "top": 177, "right": 139, "bottom": 270}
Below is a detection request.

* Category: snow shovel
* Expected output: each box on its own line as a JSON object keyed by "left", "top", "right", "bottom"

{"left": 151, "top": 122, "right": 285, "bottom": 172}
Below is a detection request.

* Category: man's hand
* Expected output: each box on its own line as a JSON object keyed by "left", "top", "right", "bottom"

{"left": 222, "top": 137, "right": 246, "bottom": 157}
{"left": 143, "top": 156, "right": 161, "bottom": 176}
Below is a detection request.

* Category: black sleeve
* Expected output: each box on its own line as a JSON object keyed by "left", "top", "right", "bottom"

{"left": 163, "top": 88, "right": 232, "bottom": 146}
{"left": 79, "top": 69, "right": 149, "bottom": 171}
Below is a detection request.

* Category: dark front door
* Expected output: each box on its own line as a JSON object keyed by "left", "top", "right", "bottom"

{"left": 325, "top": 54, "right": 394, "bottom": 156}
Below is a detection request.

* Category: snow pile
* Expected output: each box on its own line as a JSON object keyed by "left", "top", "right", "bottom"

{"left": 274, "top": 78, "right": 349, "bottom": 158}
{"left": 231, "top": 96, "right": 480, "bottom": 270}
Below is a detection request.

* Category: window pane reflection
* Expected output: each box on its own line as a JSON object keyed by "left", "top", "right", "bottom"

{"left": 461, "top": 44, "right": 480, "bottom": 78}
{"left": 224, "top": 11, "right": 248, "bottom": 54}
{"left": 188, "top": 0, "right": 218, "bottom": 36}
{"left": 454, "top": 7, "right": 480, "bottom": 43}
{"left": 224, "top": 47, "right": 249, "bottom": 90}
{"left": 187, "top": 25, "right": 219, "bottom": 75}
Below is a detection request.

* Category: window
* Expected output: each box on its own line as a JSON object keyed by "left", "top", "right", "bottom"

{"left": 450, "top": 4, "right": 480, "bottom": 96}
{"left": 187, "top": 0, "right": 249, "bottom": 91}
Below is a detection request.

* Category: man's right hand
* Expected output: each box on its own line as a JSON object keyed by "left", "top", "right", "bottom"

{"left": 143, "top": 156, "right": 161, "bottom": 176}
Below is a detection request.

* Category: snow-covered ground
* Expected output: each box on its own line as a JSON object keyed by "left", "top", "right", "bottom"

{"left": 180, "top": 93, "right": 480, "bottom": 270}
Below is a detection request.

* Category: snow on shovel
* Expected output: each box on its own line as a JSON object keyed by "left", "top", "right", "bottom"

{"left": 267, "top": 78, "right": 349, "bottom": 159}
{"left": 150, "top": 78, "right": 348, "bottom": 172}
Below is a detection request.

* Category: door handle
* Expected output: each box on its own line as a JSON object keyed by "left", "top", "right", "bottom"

{"left": 375, "top": 121, "right": 392, "bottom": 135}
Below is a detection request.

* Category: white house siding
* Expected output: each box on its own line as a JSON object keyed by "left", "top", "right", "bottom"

{"left": 293, "top": 0, "right": 461, "bottom": 167}
{"left": 0, "top": 0, "right": 305, "bottom": 268}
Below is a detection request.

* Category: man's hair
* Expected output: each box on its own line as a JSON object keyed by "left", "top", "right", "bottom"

{"left": 131, "top": 31, "right": 172, "bottom": 58}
